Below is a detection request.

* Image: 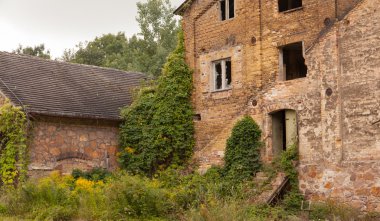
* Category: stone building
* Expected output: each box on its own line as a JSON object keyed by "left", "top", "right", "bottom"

{"left": 0, "top": 52, "right": 146, "bottom": 176}
{"left": 175, "top": 0, "right": 380, "bottom": 211}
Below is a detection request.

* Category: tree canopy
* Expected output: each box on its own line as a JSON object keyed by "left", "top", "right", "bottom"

{"left": 13, "top": 44, "right": 51, "bottom": 59}
{"left": 64, "top": 0, "right": 179, "bottom": 77}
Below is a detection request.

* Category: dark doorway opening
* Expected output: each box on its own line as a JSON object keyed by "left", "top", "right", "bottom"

{"left": 271, "top": 110, "right": 297, "bottom": 156}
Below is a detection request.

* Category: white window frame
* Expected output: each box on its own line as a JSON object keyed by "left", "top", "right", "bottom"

{"left": 212, "top": 58, "right": 232, "bottom": 91}
{"left": 220, "top": 0, "right": 235, "bottom": 21}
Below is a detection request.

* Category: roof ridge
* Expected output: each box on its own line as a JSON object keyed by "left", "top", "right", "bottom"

{"left": 0, "top": 50, "right": 146, "bottom": 77}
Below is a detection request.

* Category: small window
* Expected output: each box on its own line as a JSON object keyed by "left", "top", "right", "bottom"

{"left": 279, "top": 42, "right": 307, "bottom": 81}
{"left": 278, "top": 0, "right": 302, "bottom": 12}
{"left": 220, "top": 0, "right": 234, "bottom": 20}
{"left": 213, "top": 58, "right": 232, "bottom": 91}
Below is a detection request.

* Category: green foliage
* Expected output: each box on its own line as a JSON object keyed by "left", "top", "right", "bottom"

{"left": 119, "top": 30, "right": 194, "bottom": 176}
{"left": 71, "top": 168, "right": 111, "bottom": 182}
{"left": 0, "top": 174, "right": 78, "bottom": 220}
{"left": 274, "top": 144, "right": 304, "bottom": 212}
{"left": 13, "top": 44, "right": 51, "bottom": 59}
{"left": 223, "top": 116, "right": 263, "bottom": 181}
{"left": 64, "top": 0, "right": 178, "bottom": 77}
{"left": 309, "top": 200, "right": 362, "bottom": 221}
{"left": 105, "top": 174, "right": 174, "bottom": 219}
{"left": 0, "top": 100, "right": 28, "bottom": 187}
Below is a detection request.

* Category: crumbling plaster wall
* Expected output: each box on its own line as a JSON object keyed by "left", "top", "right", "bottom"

{"left": 28, "top": 116, "right": 119, "bottom": 177}
{"left": 299, "top": 0, "right": 380, "bottom": 211}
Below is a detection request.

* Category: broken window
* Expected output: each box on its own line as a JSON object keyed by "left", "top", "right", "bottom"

{"left": 278, "top": 0, "right": 302, "bottom": 12}
{"left": 220, "top": 0, "right": 234, "bottom": 21}
{"left": 213, "top": 58, "right": 232, "bottom": 91}
{"left": 279, "top": 42, "right": 307, "bottom": 81}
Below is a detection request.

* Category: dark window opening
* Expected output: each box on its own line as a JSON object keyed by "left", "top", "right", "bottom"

{"left": 278, "top": 0, "right": 302, "bottom": 12}
{"left": 220, "top": 0, "right": 226, "bottom": 20}
{"left": 229, "top": 0, "right": 235, "bottom": 18}
{"left": 215, "top": 62, "right": 222, "bottom": 90}
{"left": 225, "top": 60, "right": 232, "bottom": 87}
{"left": 280, "top": 42, "right": 307, "bottom": 81}
{"left": 193, "top": 114, "right": 202, "bottom": 121}
{"left": 220, "top": 0, "right": 234, "bottom": 20}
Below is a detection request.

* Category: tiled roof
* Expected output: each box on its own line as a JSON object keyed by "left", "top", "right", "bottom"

{"left": 0, "top": 51, "right": 146, "bottom": 121}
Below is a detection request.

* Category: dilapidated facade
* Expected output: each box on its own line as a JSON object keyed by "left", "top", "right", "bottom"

{"left": 176, "top": 0, "right": 380, "bottom": 211}
{"left": 0, "top": 52, "right": 146, "bottom": 177}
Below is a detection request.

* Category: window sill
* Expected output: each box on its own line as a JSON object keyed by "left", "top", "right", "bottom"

{"left": 280, "top": 6, "right": 303, "bottom": 14}
{"left": 221, "top": 17, "right": 235, "bottom": 22}
{"left": 211, "top": 88, "right": 232, "bottom": 93}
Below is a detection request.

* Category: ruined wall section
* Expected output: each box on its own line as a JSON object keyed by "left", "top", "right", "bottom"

{"left": 299, "top": 0, "right": 380, "bottom": 211}
{"left": 28, "top": 116, "right": 119, "bottom": 177}
{"left": 260, "top": 0, "right": 336, "bottom": 91}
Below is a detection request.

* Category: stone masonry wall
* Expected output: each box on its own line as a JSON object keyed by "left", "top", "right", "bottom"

{"left": 181, "top": 0, "right": 380, "bottom": 211}
{"left": 182, "top": 0, "right": 357, "bottom": 171}
{"left": 28, "top": 116, "right": 119, "bottom": 177}
{"left": 298, "top": 0, "right": 380, "bottom": 211}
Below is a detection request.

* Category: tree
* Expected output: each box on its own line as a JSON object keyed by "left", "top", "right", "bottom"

{"left": 118, "top": 30, "right": 194, "bottom": 176}
{"left": 13, "top": 44, "right": 51, "bottom": 59}
{"left": 134, "top": 0, "right": 179, "bottom": 77}
{"left": 64, "top": 0, "right": 179, "bottom": 77}
{"left": 66, "top": 32, "right": 131, "bottom": 70}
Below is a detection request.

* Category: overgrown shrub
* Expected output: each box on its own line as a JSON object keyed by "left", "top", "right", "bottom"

{"left": 119, "top": 30, "right": 194, "bottom": 176}
{"left": 71, "top": 167, "right": 111, "bottom": 181}
{"left": 0, "top": 100, "right": 28, "bottom": 187}
{"left": 223, "top": 116, "right": 263, "bottom": 181}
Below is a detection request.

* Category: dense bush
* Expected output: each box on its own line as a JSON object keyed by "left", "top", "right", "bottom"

{"left": 0, "top": 100, "right": 28, "bottom": 187}
{"left": 71, "top": 167, "right": 111, "bottom": 181}
{"left": 223, "top": 116, "right": 263, "bottom": 181}
{"left": 119, "top": 30, "right": 194, "bottom": 176}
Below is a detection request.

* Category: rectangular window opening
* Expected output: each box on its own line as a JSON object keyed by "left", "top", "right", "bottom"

{"left": 278, "top": 0, "right": 302, "bottom": 12}
{"left": 213, "top": 58, "right": 232, "bottom": 91}
{"left": 279, "top": 42, "right": 307, "bottom": 81}
{"left": 220, "top": 0, "right": 234, "bottom": 20}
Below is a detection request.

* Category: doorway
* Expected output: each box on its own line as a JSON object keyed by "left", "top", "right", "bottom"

{"left": 271, "top": 110, "right": 298, "bottom": 156}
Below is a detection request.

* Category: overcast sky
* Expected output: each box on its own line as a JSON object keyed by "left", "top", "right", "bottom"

{"left": 0, "top": 0, "right": 183, "bottom": 58}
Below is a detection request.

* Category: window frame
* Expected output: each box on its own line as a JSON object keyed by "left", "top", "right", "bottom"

{"left": 212, "top": 58, "right": 232, "bottom": 91}
{"left": 220, "top": 0, "right": 235, "bottom": 21}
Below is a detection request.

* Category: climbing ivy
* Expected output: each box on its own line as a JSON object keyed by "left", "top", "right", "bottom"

{"left": 278, "top": 144, "right": 304, "bottom": 211}
{"left": 223, "top": 116, "right": 263, "bottom": 181}
{"left": 119, "top": 29, "right": 194, "bottom": 176}
{"left": 0, "top": 100, "right": 28, "bottom": 187}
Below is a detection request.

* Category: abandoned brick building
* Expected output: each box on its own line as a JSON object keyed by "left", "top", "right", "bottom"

{"left": 175, "top": 0, "right": 380, "bottom": 211}
{"left": 0, "top": 52, "right": 145, "bottom": 177}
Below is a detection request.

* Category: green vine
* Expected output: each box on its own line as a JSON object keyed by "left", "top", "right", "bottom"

{"left": 0, "top": 100, "right": 28, "bottom": 187}
{"left": 118, "top": 29, "right": 194, "bottom": 176}
{"left": 278, "top": 144, "right": 303, "bottom": 212}
{"left": 223, "top": 116, "right": 263, "bottom": 181}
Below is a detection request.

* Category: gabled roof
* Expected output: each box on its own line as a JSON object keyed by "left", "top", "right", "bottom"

{"left": 174, "top": 0, "right": 194, "bottom": 15}
{"left": 0, "top": 51, "right": 147, "bottom": 121}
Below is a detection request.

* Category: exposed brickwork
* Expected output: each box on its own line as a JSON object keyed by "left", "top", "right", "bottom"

{"left": 180, "top": 0, "right": 379, "bottom": 211}
{"left": 28, "top": 116, "right": 119, "bottom": 177}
